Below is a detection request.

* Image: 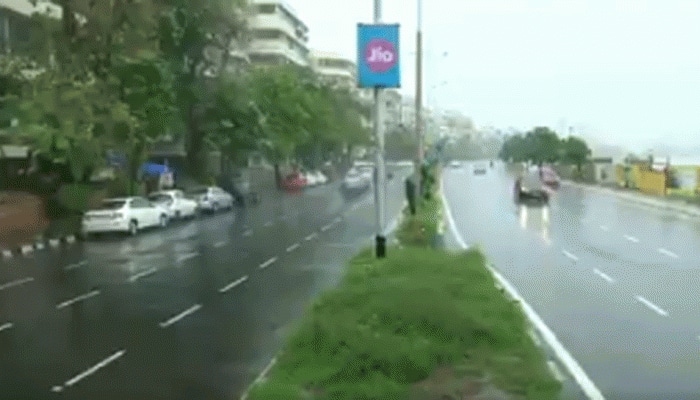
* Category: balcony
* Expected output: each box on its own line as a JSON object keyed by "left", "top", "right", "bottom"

{"left": 249, "top": 14, "right": 309, "bottom": 46}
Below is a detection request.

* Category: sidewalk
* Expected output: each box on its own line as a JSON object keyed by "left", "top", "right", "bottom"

{"left": 0, "top": 215, "right": 82, "bottom": 254}
{"left": 561, "top": 180, "right": 700, "bottom": 218}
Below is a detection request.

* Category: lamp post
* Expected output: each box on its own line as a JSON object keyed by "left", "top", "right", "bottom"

{"left": 415, "top": 0, "right": 424, "bottom": 194}
{"left": 372, "top": 0, "right": 387, "bottom": 258}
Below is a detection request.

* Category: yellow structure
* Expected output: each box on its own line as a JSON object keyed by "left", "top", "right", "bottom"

{"left": 632, "top": 164, "right": 666, "bottom": 196}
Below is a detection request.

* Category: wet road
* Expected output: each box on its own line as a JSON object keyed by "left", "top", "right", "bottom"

{"left": 444, "top": 162, "right": 700, "bottom": 400}
{"left": 0, "top": 166, "right": 411, "bottom": 400}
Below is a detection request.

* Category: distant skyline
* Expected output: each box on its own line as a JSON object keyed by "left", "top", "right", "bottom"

{"left": 291, "top": 0, "right": 700, "bottom": 152}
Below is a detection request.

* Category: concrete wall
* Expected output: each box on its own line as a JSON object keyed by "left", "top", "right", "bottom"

{"left": 632, "top": 165, "right": 666, "bottom": 196}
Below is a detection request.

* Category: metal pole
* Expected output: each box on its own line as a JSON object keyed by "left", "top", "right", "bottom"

{"left": 415, "top": 0, "right": 424, "bottom": 194}
{"left": 373, "top": 0, "right": 387, "bottom": 258}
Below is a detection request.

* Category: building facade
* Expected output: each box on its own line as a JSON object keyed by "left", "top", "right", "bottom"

{"left": 247, "top": 0, "right": 310, "bottom": 67}
{"left": 310, "top": 50, "right": 355, "bottom": 89}
{"left": 0, "top": 0, "right": 61, "bottom": 54}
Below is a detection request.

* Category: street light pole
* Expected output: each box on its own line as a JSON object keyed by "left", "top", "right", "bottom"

{"left": 415, "top": 0, "right": 424, "bottom": 192}
{"left": 373, "top": 0, "right": 387, "bottom": 258}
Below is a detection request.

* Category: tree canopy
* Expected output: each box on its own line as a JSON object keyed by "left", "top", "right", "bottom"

{"left": 498, "top": 127, "right": 591, "bottom": 167}
{"left": 2, "top": 1, "right": 371, "bottom": 186}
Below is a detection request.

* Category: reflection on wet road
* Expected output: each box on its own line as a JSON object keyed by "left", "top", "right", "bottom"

{"left": 444, "top": 163, "right": 700, "bottom": 400}
{"left": 0, "top": 167, "right": 411, "bottom": 400}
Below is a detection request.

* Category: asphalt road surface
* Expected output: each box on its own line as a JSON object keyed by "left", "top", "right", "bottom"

{"left": 0, "top": 166, "right": 412, "bottom": 400}
{"left": 444, "top": 162, "right": 700, "bottom": 400}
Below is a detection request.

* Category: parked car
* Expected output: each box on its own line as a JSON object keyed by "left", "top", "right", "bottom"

{"left": 282, "top": 171, "right": 307, "bottom": 191}
{"left": 342, "top": 168, "right": 371, "bottom": 192}
{"left": 148, "top": 189, "right": 198, "bottom": 219}
{"left": 187, "top": 186, "right": 234, "bottom": 213}
{"left": 81, "top": 197, "right": 169, "bottom": 237}
{"left": 304, "top": 170, "right": 328, "bottom": 187}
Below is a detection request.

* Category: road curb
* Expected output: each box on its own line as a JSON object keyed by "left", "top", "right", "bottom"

{"left": 1, "top": 232, "right": 81, "bottom": 260}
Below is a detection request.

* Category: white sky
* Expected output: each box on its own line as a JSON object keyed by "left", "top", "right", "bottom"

{"left": 290, "top": 0, "right": 700, "bottom": 153}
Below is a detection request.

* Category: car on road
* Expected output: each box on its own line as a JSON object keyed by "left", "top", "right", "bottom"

{"left": 302, "top": 170, "right": 328, "bottom": 187}
{"left": 187, "top": 186, "right": 234, "bottom": 213}
{"left": 450, "top": 160, "right": 461, "bottom": 168}
{"left": 82, "top": 197, "right": 170, "bottom": 237}
{"left": 281, "top": 171, "right": 307, "bottom": 191}
{"left": 342, "top": 168, "right": 371, "bottom": 192}
{"left": 540, "top": 166, "right": 561, "bottom": 189}
{"left": 148, "top": 189, "right": 199, "bottom": 220}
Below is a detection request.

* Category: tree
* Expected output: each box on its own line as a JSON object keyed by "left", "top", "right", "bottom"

{"left": 561, "top": 136, "right": 591, "bottom": 170}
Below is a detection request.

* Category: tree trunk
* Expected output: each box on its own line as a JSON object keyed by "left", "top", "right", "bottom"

{"left": 273, "top": 162, "right": 282, "bottom": 190}
{"left": 186, "top": 104, "right": 206, "bottom": 181}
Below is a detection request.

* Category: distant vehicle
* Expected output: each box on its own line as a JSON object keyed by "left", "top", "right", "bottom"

{"left": 473, "top": 163, "right": 488, "bottom": 175}
{"left": 148, "top": 189, "right": 198, "bottom": 219}
{"left": 302, "top": 170, "right": 329, "bottom": 187}
{"left": 540, "top": 166, "right": 561, "bottom": 189}
{"left": 342, "top": 168, "right": 371, "bottom": 192}
{"left": 450, "top": 160, "right": 461, "bottom": 168}
{"left": 187, "top": 186, "right": 234, "bottom": 213}
{"left": 281, "top": 171, "right": 307, "bottom": 191}
{"left": 82, "top": 197, "right": 169, "bottom": 237}
{"left": 490, "top": 160, "right": 494, "bottom": 168}
{"left": 514, "top": 178, "right": 549, "bottom": 206}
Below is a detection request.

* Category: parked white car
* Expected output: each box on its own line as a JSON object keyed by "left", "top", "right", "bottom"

{"left": 342, "top": 168, "right": 371, "bottom": 191}
{"left": 302, "top": 170, "right": 328, "bottom": 187}
{"left": 187, "top": 186, "right": 234, "bottom": 212}
{"left": 148, "top": 189, "right": 198, "bottom": 219}
{"left": 81, "top": 197, "right": 169, "bottom": 236}
{"left": 311, "top": 170, "right": 328, "bottom": 185}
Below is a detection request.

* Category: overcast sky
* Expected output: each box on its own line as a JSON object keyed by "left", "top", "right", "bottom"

{"left": 290, "top": 0, "right": 700, "bottom": 153}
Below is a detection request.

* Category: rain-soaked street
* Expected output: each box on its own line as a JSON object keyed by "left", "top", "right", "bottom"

{"left": 444, "top": 162, "right": 700, "bottom": 400}
{"left": 0, "top": 166, "right": 412, "bottom": 400}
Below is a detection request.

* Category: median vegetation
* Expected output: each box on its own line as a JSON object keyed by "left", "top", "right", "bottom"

{"left": 248, "top": 167, "right": 562, "bottom": 400}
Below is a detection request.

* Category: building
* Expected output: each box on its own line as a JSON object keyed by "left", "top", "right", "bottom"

{"left": 246, "top": 0, "right": 310, "bottom": 67}
{"left": 310, "top": 50, "right": 356, "bottom": 89}
{"left": 0, "top": 0, "right": 61, "bottom": 54}
{"left": 383, "top": 89, "right": 401, "bottom": 133}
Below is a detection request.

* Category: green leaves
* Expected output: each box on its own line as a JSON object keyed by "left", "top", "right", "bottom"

{"left": 498, "top": 127, "right": 591, "bottom": 166}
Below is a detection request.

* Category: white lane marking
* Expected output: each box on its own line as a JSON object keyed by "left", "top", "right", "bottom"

{"left": 304, "top": 233, "right": 318, "bottom": 241}
{"left": 324, "top": 243, "right": 355, "bottom": 248}
{"left": 658, "top": 248, "right": 679, "bottom": 259}
{"left": 243, "top": 229, "right": 253, "bottom": 237}
{"left": 0, "top": 322, "right": 13, "bottom": 332}
{"left": 176, "top": 252, "right": 199, "bottom": 263}
{"left": 64, "top": 260, "right": 88, "bottom": 271}
{"left": 20, "top": 244, "right": 33, "bottom": 254}
{"left": 35, "top": 243, "right": 45, "bottom": 250}
{"left": 441, "top": 178, "right": 605, "bottom": 400}
{"left": 128, "top": 267, "right": 158, "bottom": 283}
{"left": 219, "top": 275, "right": 248, "bottom": 293}
{"left": 548, "top": 360, "right": 566, "bottom": 382}
{"left": 635, "top": 296, "right": 669, "bottom": 317}
{"left": 259, "top": 257, "right": 278, "bottom": 269}
{"left": 159, "top": 304, "right": 202, "bottom": 328}
{"left": 214, "top": 241, "right": 227, "bottom": 248}
{"left": 600, "top": 225, "right": 609, "bottom": 231}
{"left": 264, "top": 221, "right": 273, "bottom": 227}
{"left": 333, "top": 216, "right": 342, "bottom": 224}
{"left": 49, "top": 239, "right": 61, "bottom": 247}
{"left": 624, "top": 235, "right": 640, "bottom": 243}
{"left": 51, "top": 349, "right": 126, "bottom": 392}
{"left": 0, "top": 277, "right": 34, "bottom": 291}
{"left": 2, "top": 249, "right": 13, "bottom": 258}
{"left": 562, "top": 250, "right": 579, "bottom": 262}
{"left": 240, "top": 356, "right": 278, "bottom": 400}
{"left": 593, "top": 269, "right": 615, "bottom": 284}
{"left": 320, "top": 223, "right": 333, "bottom": 232}
{"left": 56, "top": 290, "right": 101, "bottom": 310}
{"left": 286, "top": 243, "right": 300, "bottom": 253}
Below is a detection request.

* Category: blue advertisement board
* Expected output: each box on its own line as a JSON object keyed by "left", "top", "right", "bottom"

{"left": 357, "top": 24, "right": 401, "bottom": 88}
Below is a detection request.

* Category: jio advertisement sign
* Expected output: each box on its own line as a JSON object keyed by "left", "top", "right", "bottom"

{"left": 357, "top": 23, "right": 400, "bottom": 88}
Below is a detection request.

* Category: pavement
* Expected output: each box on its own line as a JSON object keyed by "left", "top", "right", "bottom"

{"left": 443, "top": 162, "right": 700, "bottom": 400}
{"left": 0, "top": 166, "right": 412, "bottom": 400}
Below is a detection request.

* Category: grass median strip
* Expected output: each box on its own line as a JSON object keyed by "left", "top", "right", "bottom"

{"left": 248, "top": 247, "right": 561, "bottom": 400}
{"left": 247, "top": 165, "right": 561, "bottom": 400}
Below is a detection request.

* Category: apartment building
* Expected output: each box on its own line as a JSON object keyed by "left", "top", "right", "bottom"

{"left": 0, "top": 0, "right": 61, "bottom": 54}
{"left": 310, "top": 50, "right": 356, "bottom": 89}
{"left": 247, "top": 0, "right": 310, "bottom": 67}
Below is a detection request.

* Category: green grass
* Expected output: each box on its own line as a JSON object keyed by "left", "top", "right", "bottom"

{"left": 248, "top": 164, "right": 560, "bottom": 400}
{"left": 248, "top": 248, "right": 561, "bottom": 400}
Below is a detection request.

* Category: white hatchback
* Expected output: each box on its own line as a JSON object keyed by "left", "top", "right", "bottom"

{"left": 148, "top": 190, "right": 199, "bottom": 219}
{"left": 81, "top": 197, "right": 170, "bottom": 237}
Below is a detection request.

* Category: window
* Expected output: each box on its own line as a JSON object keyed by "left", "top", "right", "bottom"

{"left": 257, "top": 4, "right": 276, "bottom": 14}
{"left": 131, "top": 198, "right": 150, "bottom": 208}
{"left": 97, "top": 200, "right": 126, "bottom": 210}
{"left": 254, "top": 29, "right": 281, "bottom": 40}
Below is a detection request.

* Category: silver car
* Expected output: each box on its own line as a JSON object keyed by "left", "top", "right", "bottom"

{"left": 187, "top": 186, "right": 234, "bottom": 213}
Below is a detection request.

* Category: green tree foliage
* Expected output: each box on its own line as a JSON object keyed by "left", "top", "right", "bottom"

{"left": 498, "top": 127, "right": 591, "bottom": 166}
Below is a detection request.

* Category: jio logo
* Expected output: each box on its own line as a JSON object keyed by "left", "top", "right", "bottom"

{"left": 364, "top": 39, "right": 397, "bottom": 73}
